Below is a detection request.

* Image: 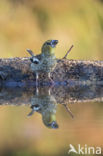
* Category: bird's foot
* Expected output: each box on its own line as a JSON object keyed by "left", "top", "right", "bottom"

{"left": 48, "top": 73, "right": 55, "bottom": 86}
{"left": 35, "top": 73, "right": 39, "bottom": 86}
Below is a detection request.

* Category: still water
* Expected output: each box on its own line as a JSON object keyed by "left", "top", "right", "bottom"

{"left": 0, "top": 84, "right": 103, "bottom": 156}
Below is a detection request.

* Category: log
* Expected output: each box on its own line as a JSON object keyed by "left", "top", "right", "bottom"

{"left": 0, "top": 57, "right": 103, "bottom": 87}
{"left": 0, "top": 84, "right": 103, "bottom": 106}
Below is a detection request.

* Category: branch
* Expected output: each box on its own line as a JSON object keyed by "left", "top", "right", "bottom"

{"left": 63, "top": 45, "right": 74, "bottom": 59}
{"left": 26, "top": 49, "right": 35, "bottom": 57}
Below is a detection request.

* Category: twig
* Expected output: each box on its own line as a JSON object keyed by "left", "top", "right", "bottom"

{"left": 63, "top": 104, "right": 74, "bottom": 118}
{"left": 63, "top": 45, "right": 74, "bottom": 59}
{"left": 26, "top": 49, "right": 35, "bottom": 57}
{"left": 27, "top": 110, "right": 35, "bottom": 117}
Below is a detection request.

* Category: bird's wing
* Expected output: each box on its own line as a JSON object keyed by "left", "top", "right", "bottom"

{"left": 30, "top": 54, "right": 42, "bottom": 64}
{"left": 36, "top": 54, "right": 42, "bottom": 61}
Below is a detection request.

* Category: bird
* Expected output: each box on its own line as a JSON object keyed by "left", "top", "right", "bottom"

{"left": 26, "top": 40, "right": 58, "bottom": 85}
{"left": 27, "top": 87, "right": 59, "bottom": 129}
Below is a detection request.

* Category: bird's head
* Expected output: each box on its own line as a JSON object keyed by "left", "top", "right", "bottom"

{"left": 41, "top": 40, "right": 58, "bottom": 56}
{"left": 42, "top": 113, "right": 59, "bottom": 129}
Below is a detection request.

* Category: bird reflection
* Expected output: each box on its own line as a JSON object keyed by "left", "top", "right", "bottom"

{"left": 28, "top": 87, "right": 58, "bottom": 129}
{"left": 28, "top": 87, "right": 74, "bottom": 129}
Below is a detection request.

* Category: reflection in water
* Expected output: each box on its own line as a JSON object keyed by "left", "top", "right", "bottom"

{"left": 28, "top": 87, "right": 59, "bottom": 129}
{"left": 0, "top": 83, "right": 103, "bottom": 129}
{"left": 0, "top": 83, "right": 103, "bottom": 105}
{"left": 27, "top": 87, "right": 73, "bottom": 129}
{"left": 0, "top": 84, "right": 103, "bottom": 155}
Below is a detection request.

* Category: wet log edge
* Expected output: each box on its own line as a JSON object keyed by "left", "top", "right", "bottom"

{"left": 0, "top": 57, "right": 103, "bottom": 86}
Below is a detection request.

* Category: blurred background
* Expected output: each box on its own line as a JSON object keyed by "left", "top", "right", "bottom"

{"left": 0, "top": 102, "right": 103, "bottom": 156}
{"left": 0, "top": 0, "right": 103, "bottom": 60}
{"left": 0, "top": 0, "right": 103, "bottom": 156}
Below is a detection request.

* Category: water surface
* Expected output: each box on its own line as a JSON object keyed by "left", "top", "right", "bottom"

{"left": 0, "top": 84, "right": 103, "bottom": 156}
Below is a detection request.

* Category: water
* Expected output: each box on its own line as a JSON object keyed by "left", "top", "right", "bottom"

{"left": 0, "top": 84, "right": 103, "bottom": 156}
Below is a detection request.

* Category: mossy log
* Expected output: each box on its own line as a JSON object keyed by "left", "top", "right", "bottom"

{"left": 0, "top": 57, "right": 103, "bottom": 87}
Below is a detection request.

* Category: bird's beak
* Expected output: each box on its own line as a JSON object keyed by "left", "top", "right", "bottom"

{"left": 51, "top": 40, "right": 58, "bottom": 48}
{"left": 48, "top": 121, "right": 59, "bottom": 129}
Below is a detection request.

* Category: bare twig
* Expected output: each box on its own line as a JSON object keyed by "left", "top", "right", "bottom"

{"left": 26, "top": 49, "right": 35, "bottom": 57}
{"left": 63, "top": 104, "right": 74, "bottom": 118}
{"left": 63, "top": 45, "right": 74, "bottom": 59}
{"left": 27, "top": 110, "right": 35, "bottom": 117}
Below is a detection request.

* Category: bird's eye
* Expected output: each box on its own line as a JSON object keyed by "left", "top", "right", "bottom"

{"left": 47, "top": 42, "right": 51, "bottom": 45}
